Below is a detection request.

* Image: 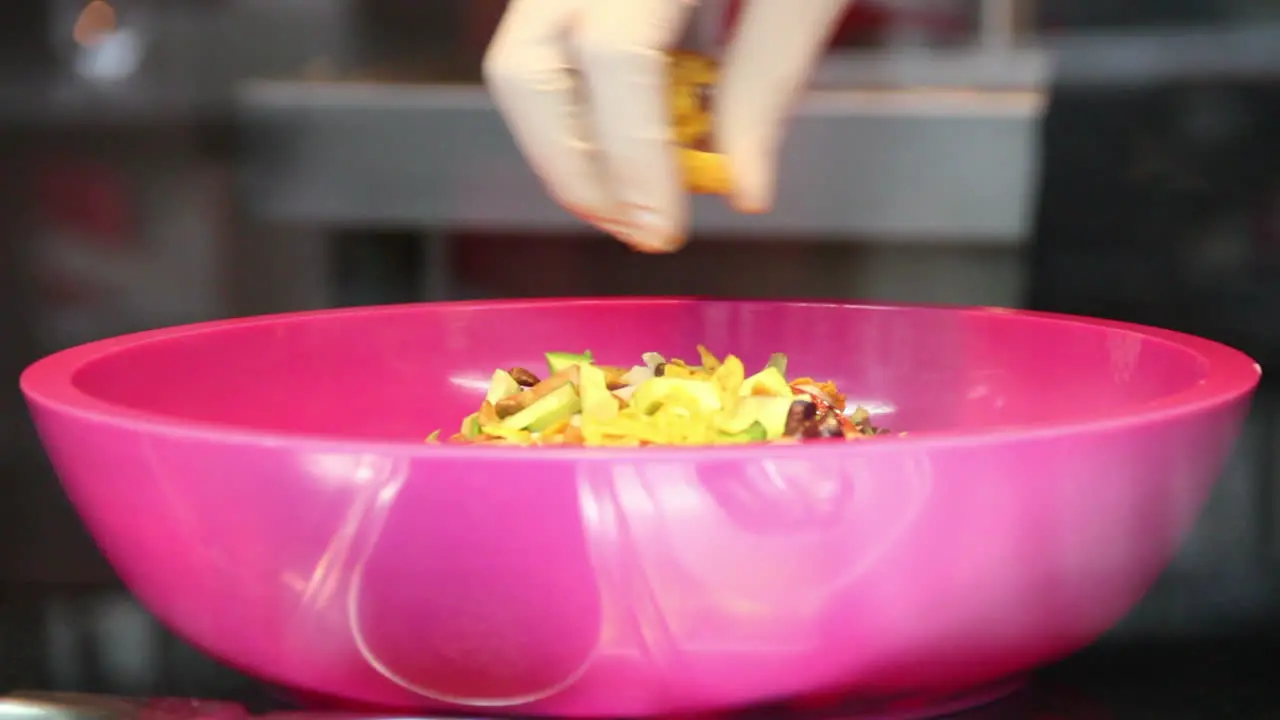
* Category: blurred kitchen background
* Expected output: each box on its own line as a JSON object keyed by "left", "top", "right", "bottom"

{"left": 1, "top": 0, "right": 1280, "bottom": 701}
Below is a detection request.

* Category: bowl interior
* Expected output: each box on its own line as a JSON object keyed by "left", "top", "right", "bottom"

{"left": 57, "top": 299, "right": 1217, "bottom": 442}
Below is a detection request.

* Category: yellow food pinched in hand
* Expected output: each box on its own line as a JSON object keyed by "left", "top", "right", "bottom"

{"left": 668, "top": 52, "right": 731, "bottom": 196}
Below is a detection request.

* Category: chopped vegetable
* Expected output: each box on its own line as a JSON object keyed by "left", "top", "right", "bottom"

{"left": 432, "top": 347, "right": 890, "bottom": 447}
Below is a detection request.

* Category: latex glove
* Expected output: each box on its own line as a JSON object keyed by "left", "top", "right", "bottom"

{"left": 483, "top": 0, "right": 851, "bottom": 253}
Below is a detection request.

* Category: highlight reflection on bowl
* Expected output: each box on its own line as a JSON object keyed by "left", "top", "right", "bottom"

{"left": 20, "top": 299, "right": 1257, "bottom": 718}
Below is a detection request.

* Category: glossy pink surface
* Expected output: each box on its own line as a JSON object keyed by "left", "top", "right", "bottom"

{"left": 21, "top": 299, "right": 1259, "bottom": 718}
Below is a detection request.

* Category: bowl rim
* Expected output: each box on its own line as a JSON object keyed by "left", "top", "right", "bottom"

{"left": 19, "top": 298, "right": 1262, "bottom": 461}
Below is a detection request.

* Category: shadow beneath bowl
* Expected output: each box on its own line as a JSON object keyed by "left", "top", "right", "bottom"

{"left": 268, "top": 675, "right": 1027, "bottom": 720}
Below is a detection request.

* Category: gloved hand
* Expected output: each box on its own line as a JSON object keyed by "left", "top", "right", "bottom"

{"left": 483, "top": 0, "right": 851, "bottom": 253}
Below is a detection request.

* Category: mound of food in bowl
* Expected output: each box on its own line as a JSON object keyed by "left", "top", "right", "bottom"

{"left": 432, "top": 346, "right": 889, "bottom": 447}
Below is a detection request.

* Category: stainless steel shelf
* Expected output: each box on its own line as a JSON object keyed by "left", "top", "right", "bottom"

{"left": 235, "top": 81, "right": 1043, "bottom": 243}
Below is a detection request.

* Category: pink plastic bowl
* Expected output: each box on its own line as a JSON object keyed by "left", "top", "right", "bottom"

{"left": 21, "top": 299, "right": 1259, "bottom": 719}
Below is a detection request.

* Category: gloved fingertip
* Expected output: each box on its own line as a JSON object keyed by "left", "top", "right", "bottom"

{"left": 727, "top": 153, "right": 776, "bottom": 215}
{"left": 730, "top": 194, "right": 772, "bottom": 215}
{"left": 626, "top": 234, "right": 688, "bottom": 254}
{"left": 619, "top": 205, "right": 687, "bottom": 254}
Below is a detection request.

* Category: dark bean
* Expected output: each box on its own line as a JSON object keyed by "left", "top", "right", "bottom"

{"left": 784, "top": 400, "right": 817, "bottom": 436}
{"left": 809, "top": 410, "right": 842, "bottom": 439}
{"left": 653, "top": 362, "right": 667, "bottom": 377}
{"left": 508, "top": 367, "right": 540, "bottom": 387}
{"left": 493, "top": 395, "right": 525, "bottom": 419}
{"left": 819, "top": 421, "right": 844, "bottom": 438}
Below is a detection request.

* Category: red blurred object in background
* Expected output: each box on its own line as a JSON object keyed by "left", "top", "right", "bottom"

{"left": 722, "top": 0, "right": 971, "bottom": 48}
{"left": 35, "top": 158, "right": 135, "bottom": 252}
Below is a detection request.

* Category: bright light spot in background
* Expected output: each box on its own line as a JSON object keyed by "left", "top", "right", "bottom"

{"left": 71, "top": 1, "right": 144, "bottom": 82}
{"left": 73, "top": 1, "right": 116, "bottom": 46}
